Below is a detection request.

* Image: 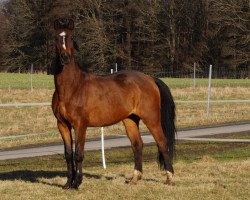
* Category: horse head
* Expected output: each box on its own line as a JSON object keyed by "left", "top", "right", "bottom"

{"left": 54, "top": 18, "right": 78, "bottom": 65}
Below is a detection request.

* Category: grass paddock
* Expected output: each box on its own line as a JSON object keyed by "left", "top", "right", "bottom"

{"left": 0, "top": 137, "right": 249, "bottom": 200}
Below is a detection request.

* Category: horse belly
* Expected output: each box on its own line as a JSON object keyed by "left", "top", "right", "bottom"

{"left": 87, "top": 102, "right": 131, "bottom": 127}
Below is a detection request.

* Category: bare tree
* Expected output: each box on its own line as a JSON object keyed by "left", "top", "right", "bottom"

{"left": 0, "top": 0, "right": 248, "bottom": 77}
{"left": 204, "top": 0, "right": 249, "bottom": 77}
{"left": 1, "top": 0, "right": 57, "bottom": 72}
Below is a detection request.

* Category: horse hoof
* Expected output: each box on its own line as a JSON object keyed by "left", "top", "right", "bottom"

{"left": 166, "top": 180, "right": 175, "bottom": 186}
{"left": 72, "top": 185, "right": 79, "bottom": 190}
{"left": 71, "top": 181, "right": 80, "bottom": 190}
{"left": 62, "top": 182, "right": 72, "bottom": 189}
{"left": 129, "top": 181, "right": 137, "bottom": 185}
{"left": 72, "top": 179, "right": 82, "bottom": 189}
{"left": 127, "top": 170, "right": 142, "bottom": 185}
{"left": 129, "top": 178, "right": 138, "bottom": 185}
{"left": 125, "top": 178, "right": 138, "bottom": 185}
{"left": 70, "top": 174, "right": 82, "bottom": 189}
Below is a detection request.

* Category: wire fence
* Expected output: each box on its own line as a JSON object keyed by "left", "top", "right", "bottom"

{"left": 0, "top": 64, "right": 249, "bottom": 89}
{"left": 1, "top": 63, "right": 249, "bottom": 78}
{"left": 142, "top": 66, "right": 249, "bottom": 79}
{"left": 0, "top": 65, "right": 249, "bottom": 149}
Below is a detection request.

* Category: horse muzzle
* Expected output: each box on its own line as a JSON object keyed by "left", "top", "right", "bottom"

{"left": 60, "top": 52, "right": 71, "bottom": 64}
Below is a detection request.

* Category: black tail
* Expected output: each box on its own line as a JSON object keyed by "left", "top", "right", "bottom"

{"left": 154, "top": 78, "right": 176, "bottom": 169}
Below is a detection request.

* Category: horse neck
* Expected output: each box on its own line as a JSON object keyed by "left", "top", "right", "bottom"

{"left": 54, "top": 58, "right": 88, "bottom": 99}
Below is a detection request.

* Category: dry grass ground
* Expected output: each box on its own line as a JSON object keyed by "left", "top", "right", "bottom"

{"left": 1, "top": 102, "right": 249, "bottom": 150}
{"left": 0, "top": 74, "right": 249, "bottom": 149}
{"left": 0, "top": 160, "right": 249, "bottom": 200}
{"left": 0, "top": 140, "right": 249, "bottom": 200}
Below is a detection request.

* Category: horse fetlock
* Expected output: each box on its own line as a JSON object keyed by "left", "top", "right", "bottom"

{"left": 166, "top": 171, "right": 175, "bottom": 186}
{"left": 134, "top": 169, "right": 142, "bottom": 179}
{"left": 130, "top": 170, "right": 142, "bottom": 185}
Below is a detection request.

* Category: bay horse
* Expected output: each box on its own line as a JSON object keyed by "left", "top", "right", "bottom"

{"left": 52, "top": 18, "right": 176, "bottom": 189}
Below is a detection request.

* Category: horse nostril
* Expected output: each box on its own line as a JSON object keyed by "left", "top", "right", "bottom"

{"left": 60, "top": 52, "right": 70, "bottom": 63}
{"left": 61, "top": 52, "right": 68, "bottom": 59}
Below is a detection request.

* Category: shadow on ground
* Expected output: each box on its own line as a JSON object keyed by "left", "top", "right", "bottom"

{"left": 0, "top": 169, "right": 162, "bottom": 188}
{"left": 0, "top": 170, "right": 115, "bottom": 188}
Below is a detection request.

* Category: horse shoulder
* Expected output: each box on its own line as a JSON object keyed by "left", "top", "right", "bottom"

{"left": 51, "top": 90, "right": 69, "bottom": 123}
{"left": 52, "top": 91, "right": 59, "bottom": 114}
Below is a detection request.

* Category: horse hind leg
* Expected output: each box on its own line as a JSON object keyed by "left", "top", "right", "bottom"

{"left": 123, "top": 114, "right": 143, "bottom": 185}
{"left": 153, "top": 125, "right": 174, "bottom": 185}
{"left": 143, "top": 119, "right": 174, "bottom": 185}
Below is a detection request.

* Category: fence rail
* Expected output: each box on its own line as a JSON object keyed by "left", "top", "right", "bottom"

{"left": 0, "top": 102, "right": 51, "bottom": 107}
{"left": 1, "top": 100, "right": 250, "bottom": 108}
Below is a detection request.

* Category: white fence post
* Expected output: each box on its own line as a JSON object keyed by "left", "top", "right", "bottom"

{"left": 30, "top": 64, "right": 33, "bottom": 91}
{"left": 100, "top": 68, "right": 115, "bottom": 169}
{"left": 207, "top": 65, "right": 212, "bottom": 116}
{"left": 101, "top": 127, "right": 106, "bottom": 169}
{"left": 193, "top": 62, "right": 196, "bottom": 88}
{"left": 115, "top": 63, "right": 118, "bottom": 73}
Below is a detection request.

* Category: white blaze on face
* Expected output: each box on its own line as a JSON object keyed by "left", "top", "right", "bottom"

{"left": 59, "top": 31, "right": 67, "bottom": 50}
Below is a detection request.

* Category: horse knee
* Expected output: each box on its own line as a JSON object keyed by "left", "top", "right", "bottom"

{"left": 133, "top": 140, "right": 143, "bottom": 149}
{"left": 74, "top": 151, "right": 83, "bottom": 163}
{"left": 65, "top": 151, "right": 73, "bottom": 163}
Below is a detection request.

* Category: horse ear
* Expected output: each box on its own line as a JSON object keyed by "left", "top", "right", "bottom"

{"left": 54, "top": 18, "right": 61, "bottom": 30}
{"left": 54, "top": 18, "right": 74, "bottom": 30}
{"left": 54, "top": 18, "right": 63, "bottom": 30}
{"left": 73, "top": 40, "right": 79, "bottom": 51}
{"left": 68, "top": 19, "right": 74, "bottom": 30}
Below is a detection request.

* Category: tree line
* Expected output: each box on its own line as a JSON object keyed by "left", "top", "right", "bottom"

{"left": 0, "top": 0, "right": 249, "bottom": 77}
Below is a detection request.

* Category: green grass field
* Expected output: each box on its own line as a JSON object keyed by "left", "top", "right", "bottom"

{"left": 0, "top": 73, "right": 54, "bottom": 89}
{"left": 0, "top": 137, "right": 249, "bottom": 200}
{"left": 0, "top": 72, "right": 249, "bottom": 89}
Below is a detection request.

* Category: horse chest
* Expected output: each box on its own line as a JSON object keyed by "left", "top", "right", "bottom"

{"left": 57, "top": 102, "right": 69, "bottom": 120}
{"left": 57, "top": 102, "right": 86, "bottom": 124}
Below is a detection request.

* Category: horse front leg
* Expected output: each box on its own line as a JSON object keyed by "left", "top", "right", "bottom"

{"left": 72, "top": 123, "right": 87, "bottom": 189}
{"left": 57, "top": 121, "right": 75, "bottom": 189}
